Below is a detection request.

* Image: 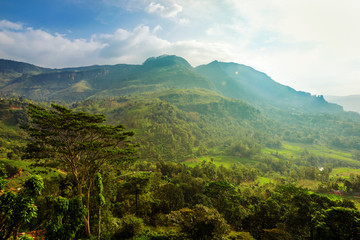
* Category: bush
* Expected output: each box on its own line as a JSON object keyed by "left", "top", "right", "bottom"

{"left": 113, "top": 215, "right": 144, "bottom": 239}
{"left": 226, "top": 231, "right": 255, "bottom": 240}
{"left": 168, "top": 204, "right": 230, "bottom": 240}
{"left": 138, "top": 228, "right": 184, "bottom": 240}
{"left": 19, "top": 234, "right": 34, "bottom": 240}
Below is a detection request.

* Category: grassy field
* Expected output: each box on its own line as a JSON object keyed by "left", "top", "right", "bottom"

{"left": 330, "top": 167, "right": 360, "bottom": 178}
{"left": 0, "top": 158, "right": 62, "bottom": 189}
{"left": 264, "top": 142, "right": 360, "bottom": 167}
{"left": 183, "top": 155, "right": 256, "bottom": 168}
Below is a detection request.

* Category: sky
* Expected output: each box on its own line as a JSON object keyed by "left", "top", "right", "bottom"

{"left": 0, "top": 0, "right": 360, "bottom": 96}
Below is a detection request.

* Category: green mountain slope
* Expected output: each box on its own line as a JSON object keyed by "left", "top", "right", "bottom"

{"left": 72, "top": 88, "right": 280, "bottom": 161}
{"left": 70, "top": 88, "right": 360, "bottom": 163}
{"left": 0, "top": 55, "right": 342, "bottom": 115}
{"left": 97, "top": 55, "right": 216, "bottom": 97}
{"left": 0, "top": 55, "right": 216, "bottom": 102}
{"left": 0, "top": 59, "right": 49, "bottom": 87}
{"left": 195, "top": 61, "right": 342, "bottom": 113}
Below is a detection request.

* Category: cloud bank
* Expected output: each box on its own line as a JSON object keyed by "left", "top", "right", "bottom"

{"left": 0, "top": 20, "right": 232, "bottom": 68}
{"left": 1, "top": 0, "right": 360, "bottom": 95}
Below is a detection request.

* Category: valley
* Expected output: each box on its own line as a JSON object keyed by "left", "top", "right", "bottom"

{"left": 1, "top": 55, "right": 360, "bottom": 239}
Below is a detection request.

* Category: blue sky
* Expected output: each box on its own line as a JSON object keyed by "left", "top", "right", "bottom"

{"left": 1, "top": 0, "right": 360, "bottom": 96}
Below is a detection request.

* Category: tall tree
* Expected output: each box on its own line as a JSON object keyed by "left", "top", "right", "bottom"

{"left": 22, "top": 103, "right": 137, "bottom": 236}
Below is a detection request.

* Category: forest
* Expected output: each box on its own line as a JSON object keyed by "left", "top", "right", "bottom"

{"left": 1, "top": 96, "right": 360, "bottom": 240}
{"left": 1, "top": 57, "right": 360, "bottom": 239}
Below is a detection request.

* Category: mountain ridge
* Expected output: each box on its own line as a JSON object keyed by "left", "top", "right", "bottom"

{"left": 0, "top": 55, "right": 343, "bottom": 114}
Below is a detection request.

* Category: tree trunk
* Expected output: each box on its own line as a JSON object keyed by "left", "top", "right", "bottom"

{"left": 84, "top": 180, "right": 93, "bottom": 236}
{"left": 84, "top": 217, "right": 91, "bottom": 237}
{"left": 135, "top": 190, "right": 138, "bottom": 216}
{"left": 98, "top": 206, "right": 101, "bottom": 240}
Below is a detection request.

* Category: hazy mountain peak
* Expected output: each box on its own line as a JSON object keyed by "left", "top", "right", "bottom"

{"left": 143, "top": 55, "right": 192, "bottom": 69}
{"left": 0, "top": 56, "right": 343, "bottom": 114}
{"left": 0, "top": 59, "right": 48, "bottom": 74}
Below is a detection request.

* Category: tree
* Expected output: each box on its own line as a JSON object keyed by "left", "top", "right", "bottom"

{"left": 167, "top": 204, "right": 230, "bottom": 240}
{"left": 312, "top": 207, "right": 360, "bottom": 240}
{"left": 120, "top": 173, "right": 150, "bottom": 216}
{"left": 45, "top": 196, "right": 86, "bottom": 240}
{"left": 22, "top": 103, "right": 137, "bottom": 236}
{"left": 155, "top": 183, "right": 185, "bottom": 213}
{"left": 94, "top": 173, "right": 105, "bottom": 240}
{"left": 0, "top": 175, "right": 44, "bottom": 240}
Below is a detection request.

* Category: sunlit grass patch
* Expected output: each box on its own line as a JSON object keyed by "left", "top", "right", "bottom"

{"left": 331, "top": 167, "right": 360, "bottom": 178}
{"left": 264, "top": 142, "right": 360, "bottom": 167}
{"left": 256, "top": 176, "right": 272, "bottom": 185}
{"left": 183, "top": 155, "right": 257, "bottom": 168}
{"left": 296, "top": 179, "right": 320, "bottom": 189}
{"left": 0, "top": 158, "right": 61, "bottom": 184}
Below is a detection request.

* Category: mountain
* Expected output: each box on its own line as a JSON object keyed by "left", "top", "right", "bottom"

{"left": 1, "top": 56, "right": 360, "bottom": 163}
{"left": 0, "top": 59, "right": 49, "bottom": 87}
{"left": 0, "top": 55, "right": 215, "bottom": 102}
{"left": 0, "top": 55, "right": 342, "bottom": 114}
{"left": 325, "top": 95, "right": 360, "bottom": 113}
{"left": 195, "top": 61, "right": 342, "bottom": 113}
{"left": 72, "top": 88, "right": 280, "bottom": 160}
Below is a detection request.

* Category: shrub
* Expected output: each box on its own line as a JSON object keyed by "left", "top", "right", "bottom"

{"left": 113, "top": 215, "right": 144, "bottom": 239}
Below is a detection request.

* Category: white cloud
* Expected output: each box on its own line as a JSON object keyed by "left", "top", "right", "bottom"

{"left": 98, "top": 24, "right": 232, "bottom": 66}
{"left": 99, "top": 25, "right": 171, "bottom": 63}
{"left": 152, "top": 25, "right": 162, "bottom": 33}
{"left": 2, "top": 0, "right": 360, "bottom": 95}
{"left": 0, "top": 20, "right": 23, "bottom": 30}
{"left": 0, "top": 24, "right": 105, "bottom": 67}
{"left": 206, "top": 0, "right": 360, "bottom": 95}
{"left": 146, "top": 1, "right": 182, "bottom": 18}
{"left": 0, "top": 20, "right": 232, "bottom": 68}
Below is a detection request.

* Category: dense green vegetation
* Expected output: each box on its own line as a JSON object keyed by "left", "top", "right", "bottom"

{"left": 0, "top": 99, "right": 360, "bottom": 239}
{"left": 1, "top": 55, "right": 360, "bottom": 239}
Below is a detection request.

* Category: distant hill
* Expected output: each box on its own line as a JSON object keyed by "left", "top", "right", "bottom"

{"left": 0, "top": 55, "right": 342, "bottom": 114}
{"left": 0, "top": 55, "right": 215, "bottom": 102}
{"left": 195, "top": 61, "right": 342, "bottom": 113}
{"left": 0, "top": 59, "right": 49, "bottom": 87}
{"left": 325, "top": 95, "right": 360, "bottom": 113}
{"left": 1, "top": 57, "right": 360, "bottom": 162}
{"left": 72, "top": 88, "right": 280, "bottom": 160}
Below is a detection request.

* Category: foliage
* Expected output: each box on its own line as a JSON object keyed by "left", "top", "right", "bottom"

{"left": 112, "top": 214, "right": 144, "bottom": 239}
{"left": 226, "top": 231, "right": 255, "bottom": 240}
{"left": 0, "top": 175, "right": 44, "bottom": 240}
{"left": 94, "top": 173, "right": 105, "bottom": 240}
{"left": 22, "top": 103, "right": 137, "bottom": 236}
{"left": 45, "top": 196, "right": 86, "bottom": 240}
{"left": 18, "top": 235, "right": 34, "bottom": 240}
{"left": 168, "top": 204, "right": 230, "bottom": 240}
{"left": 1, "top": 92, "right": 360, "bottom": 239}
{"left": 312, "top": 207, "right": 360, "bottom": 240}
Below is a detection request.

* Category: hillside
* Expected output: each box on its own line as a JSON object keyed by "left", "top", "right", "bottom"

{"left": 1, "top": 73, "right": 360, "bottom": 240}
{"left": 1, "top": 55, "right": 358, "bottom": 162}
{"left": 0, "top": 59, "right": 49, "bottom": 87}
{"left": 195, "top": 61, "right": 342, "bottom": 113}
{"left": 0, "top": 55, "right": 342, "bottom": 115}
{"left": 67, "top": 88, "right": 360, "bottom": 164}
{"left": 72, "top": 89, "right": 279, "bottom": 161}
{"left": 0, "top": 55, "right": 215, "bottom": 102}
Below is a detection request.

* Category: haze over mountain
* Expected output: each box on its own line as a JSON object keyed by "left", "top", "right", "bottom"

{"left": 325, "top": 95, "right": 360, "bottom": 113}
{"left": 0, "top": 55, "right": 342, "bottom": 115}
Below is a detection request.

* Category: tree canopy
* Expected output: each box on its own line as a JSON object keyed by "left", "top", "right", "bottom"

{"left": 22, "top": 103, "right": 138, "bottom": 236}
